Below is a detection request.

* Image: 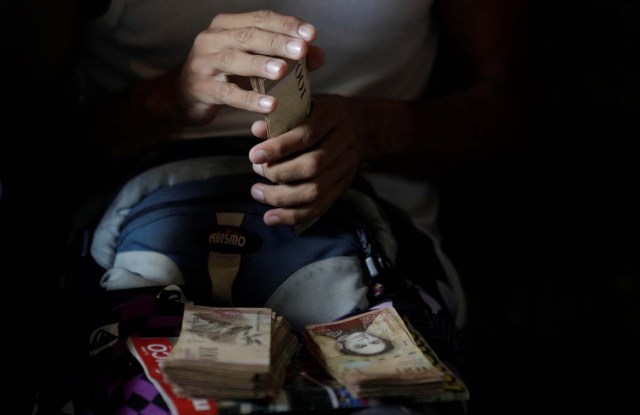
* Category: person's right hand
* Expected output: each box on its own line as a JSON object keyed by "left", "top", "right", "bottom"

{"left": 177, "top": 10, "right": 323, "bottom": 126}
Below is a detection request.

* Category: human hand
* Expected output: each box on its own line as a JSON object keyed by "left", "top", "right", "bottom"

{"left": 249, "top": 94, "right": 363, "bottom": 226}
{"left": 177, "top": 10, "right": 324, "bottom": 125}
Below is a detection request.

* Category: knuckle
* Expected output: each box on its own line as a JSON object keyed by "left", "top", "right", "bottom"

{"left": 281, "top": 15, "right": 300, "bottom": 33}
{"left": 265, "top": 188, "right": 283, "bottom": 206}
{"left": 188, "top": 56, "right": 207, "bottom": 76}
{"left": 244, "top": 90, "right": 258, "bottom": 108}
{"left": 304, "top": 183, "right": 321, "bottom": 203}
{"left": 254, "top": 9, "right": 272, "bottom": 24}
{"left": 214, "top": 81, "right": 234, "bottom": 103}
{"left": 265, "top": 167, "right": 282, "bottom": 183}
{"left": 258, "top": 163, "right": 274, "bottom": 180}
{"left": 235, "top": 27, "right": 254, "bottom": 45}
{"left": 269, "top": 34, "right": 286, "bottom": 53}
{"left": 217, "top": 50, "right": 235, "bottom": 72}
{"left": 300, "top": 126, "right": 315, "bottom": 146}
{"left": 193, "top": 31, "right": 210, "bottom": 49}
{"left": 301, "top": 157, "right": 319, "bottom": 178}
{"left": 210, "top": 14, "right": 227, "bottom": 28}
{"left": 252, "top": 54, "right": 265, "bottom": 73}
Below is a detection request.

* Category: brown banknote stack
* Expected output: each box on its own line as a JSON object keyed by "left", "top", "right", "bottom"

{"left": 303, "top": 306, "right": 446, "bottom": 399}
{"left": 162, "top": 304, "right": 298, "bottom": 400}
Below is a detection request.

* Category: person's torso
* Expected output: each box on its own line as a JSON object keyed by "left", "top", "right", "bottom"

{"left": 81, "top": 0, "right": 438, "bottom": 138}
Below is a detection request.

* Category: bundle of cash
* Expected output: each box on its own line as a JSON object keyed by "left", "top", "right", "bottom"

{"left": 162, "top": 304, "right": 298, "bottom": 400}
{"left": 303, "top": 306, "right": 445, "bottom": 399}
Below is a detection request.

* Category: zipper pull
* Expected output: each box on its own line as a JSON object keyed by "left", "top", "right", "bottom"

{"left": 356, "top": 223, "right": 391, "bottom": 302}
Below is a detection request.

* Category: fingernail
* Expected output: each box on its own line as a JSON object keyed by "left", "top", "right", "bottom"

{"left": 252, "top": 163, "right": 264, "bottom": 176}
{"left": 258, "top": 96, "right": 274, "bottom": 109}
{"left": 251, "top": 186, "right": 265, "bottom": 202}
{"left": 266, "top": 59, "right": 283, "bottom": 74}
{"left": 286, "top": 40, "right": 303, "bottom": 56}
{"left": 265, "top": 215, "right": 281, "bottom": 226}
{"left": 297, "top": 24, "right": 315, "bottom": 41}
{"left": 251, "top": 149, "right": 269, "bottom": 164}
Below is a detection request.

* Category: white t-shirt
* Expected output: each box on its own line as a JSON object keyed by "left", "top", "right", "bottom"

{"left": 81, "top": 0, "right": 437, "bottom": 138}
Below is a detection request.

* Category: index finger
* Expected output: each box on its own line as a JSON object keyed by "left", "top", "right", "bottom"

{"left": 210, "top": 10, "right": 316, "bottom": 42}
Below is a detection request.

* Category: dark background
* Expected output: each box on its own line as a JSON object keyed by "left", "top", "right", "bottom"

{"left": 2, "top": 0, "right": 638, "bottom": 413}
{"left": 437, "top": 1, "right": 639, "bottom": 413}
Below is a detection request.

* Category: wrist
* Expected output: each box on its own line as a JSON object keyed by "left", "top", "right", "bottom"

{"left": 137, "top": 69, "right": 185, "bottom": 129}
{"left": 94, "top": 69, "right": 187, "bottom": 161}
{"left": 346, "top": 98, "right": 414, "bottom": 162}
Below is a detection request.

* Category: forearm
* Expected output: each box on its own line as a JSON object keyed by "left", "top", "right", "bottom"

{"left": 352, "top": 0, "right": 534, "bottom": 178}
{"left": 87, "top": 68, "right": 186, "bottom": 161}
{"left": 350, "top": 76, "right": 532, "bottom": 178}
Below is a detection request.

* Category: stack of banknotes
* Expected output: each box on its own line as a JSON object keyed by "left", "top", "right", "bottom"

{"left": 162, "top": 304, "right": 298, "bottom": 400}
{"left": 303, "top": 306, "right": 445, "bottom": 399}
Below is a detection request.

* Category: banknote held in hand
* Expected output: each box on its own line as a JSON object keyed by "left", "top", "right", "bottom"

{"left": 251, "top": 58, "right": 311, "bottom": 138}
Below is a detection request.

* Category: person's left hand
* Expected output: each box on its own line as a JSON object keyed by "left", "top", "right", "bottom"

{"left": 248, "top": 94, "right": 362, "bottom": 226}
